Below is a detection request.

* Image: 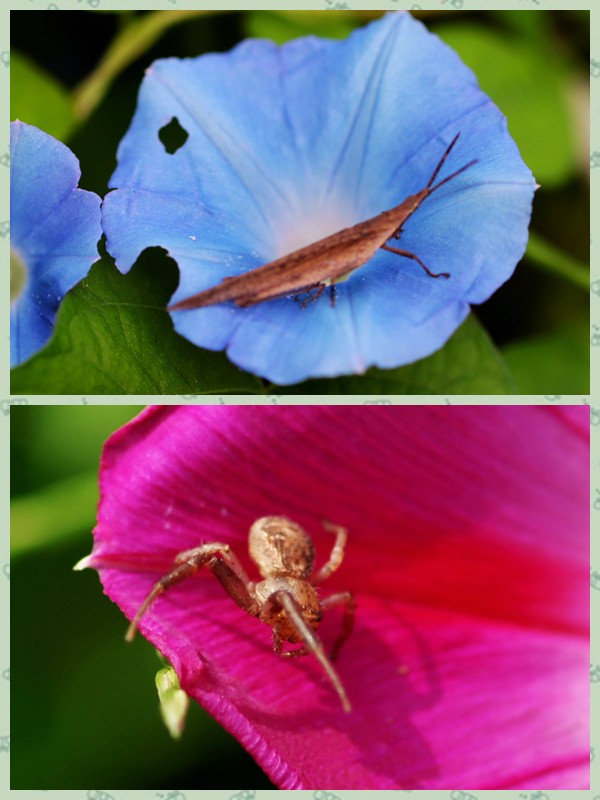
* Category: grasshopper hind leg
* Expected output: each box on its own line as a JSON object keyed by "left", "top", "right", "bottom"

{"left": 381, "top": 242, "right": 450, "bottom": 279}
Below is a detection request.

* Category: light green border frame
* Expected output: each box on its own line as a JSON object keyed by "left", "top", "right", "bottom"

{"left": 3, "top": 1, "right": 594, "bottom": 799}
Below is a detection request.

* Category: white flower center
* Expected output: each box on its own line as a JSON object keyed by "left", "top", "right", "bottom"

{"left": 276, "top": 206, "right": 357, "bottom": 259}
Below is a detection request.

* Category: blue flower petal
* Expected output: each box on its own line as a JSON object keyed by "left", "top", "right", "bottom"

{"left": 10, "top": 121, "right": 102, "bottom": 367}
{"left": 103, "top": 12, "right": 535, "bottom": 384}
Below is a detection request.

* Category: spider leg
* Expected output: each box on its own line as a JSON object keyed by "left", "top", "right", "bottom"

{"left": 321, "top": 591, "right": 356, "bottom": 661}
{"left": 272, "top": 629, "right": 311, "bottom": 659}
{"left": 279, "top": 590, "right": 355, "bottom": 661}
{"left": 125, "top": 542, "right": 259, "bottom": 641}
{"left": 268, "top": 589, "right": 351, "bottom": 712}
{"left": 279, "top": 645, "right": 312, "bottom": 658}
{"left": 312, "top": 521, "right": 348, "bottom": 585}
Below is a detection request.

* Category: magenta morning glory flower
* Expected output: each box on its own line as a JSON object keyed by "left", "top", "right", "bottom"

{"left": 102, "top": 12, "right": 535, "bottom": 386}
{"left": 10, "top": 121, "right": 102, "bottom": 367}
{"left": 82, "top": 405, "right": 588, "bottom": 789}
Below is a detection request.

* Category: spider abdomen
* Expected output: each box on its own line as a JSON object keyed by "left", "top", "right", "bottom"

{"left": 249, "top": 516, "right": 315, "bottom": 579}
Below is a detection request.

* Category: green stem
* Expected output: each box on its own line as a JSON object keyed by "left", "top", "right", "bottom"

{"left": 525, "top": 231, "right": 589, "bottom": 291}
{"left": 72, "top": 9, "right": 225, "bottom": 123}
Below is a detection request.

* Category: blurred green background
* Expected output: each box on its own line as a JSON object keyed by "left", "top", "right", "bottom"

{"left": 9, "top": 9, "right": 590, "bottom": 395}
{"left": 11, "top": 406, "right": 275, "bottom": 789}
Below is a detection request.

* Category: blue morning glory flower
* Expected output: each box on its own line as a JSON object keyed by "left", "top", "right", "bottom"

{"left": 102, "top": 12, "right": 535, "bottom": 385}
{"left": 10, "top": 121, "right": 102, "bottom": 367}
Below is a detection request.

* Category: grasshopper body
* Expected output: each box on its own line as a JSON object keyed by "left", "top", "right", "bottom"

{"left": 169, "top": 133, "right": 476, "bottom": 312}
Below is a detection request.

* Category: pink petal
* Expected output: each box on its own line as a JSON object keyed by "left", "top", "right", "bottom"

{"left": 90, "top": 406, "right": 588, "bottom": 789}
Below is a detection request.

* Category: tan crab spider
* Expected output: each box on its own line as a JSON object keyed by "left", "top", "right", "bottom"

{"left": 126, "top": 515, "right": 356, "bottom": 712}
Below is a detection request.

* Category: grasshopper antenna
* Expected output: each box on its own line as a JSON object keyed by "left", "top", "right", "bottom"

{"left": 427, "top": 132, "right": 478, "bottom": 195}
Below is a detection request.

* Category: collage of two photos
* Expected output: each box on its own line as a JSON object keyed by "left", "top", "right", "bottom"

{"left": 9, "top": 7, "right": 591, "bottom": 793}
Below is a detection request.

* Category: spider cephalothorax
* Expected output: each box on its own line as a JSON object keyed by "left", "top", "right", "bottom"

{"left": 126, "top": 516, "right": 356, "bottom": 712}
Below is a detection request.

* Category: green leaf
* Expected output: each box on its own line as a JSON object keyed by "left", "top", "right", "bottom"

{"left": 12, "top": 256, "right": 513, "bottom": 393}
{"left": 10, "top": 251, "right": 514, "bottom": 395}
{"left": 11, "top": 51, "right": 76, "bottom": 141}
{"left": 10, "top": 250, "right": 263, "bottom": 395}
{"left": 434, "top": 22, "right": 576, "bottom": 186}
{"left": 502, "top": 320, "right": 589, "bottom": 394}
{"left": 276, "top": 313, "right": 515, "bottom": 395}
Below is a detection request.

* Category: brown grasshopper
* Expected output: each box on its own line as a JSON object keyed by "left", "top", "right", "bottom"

{"left": 169, "top": 132, "right": 477, "bottom": 312}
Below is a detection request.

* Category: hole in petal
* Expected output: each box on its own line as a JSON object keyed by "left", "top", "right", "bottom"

{"left": 10, "top": 246, "right": 27, "bottom": 303}
{"left": 158, "top": 117, "right": 189, "bottom": 155}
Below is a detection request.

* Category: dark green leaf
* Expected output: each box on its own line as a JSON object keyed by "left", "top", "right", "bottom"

{"left": 10, "top": 250, "right": 263, "bottom": 395}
